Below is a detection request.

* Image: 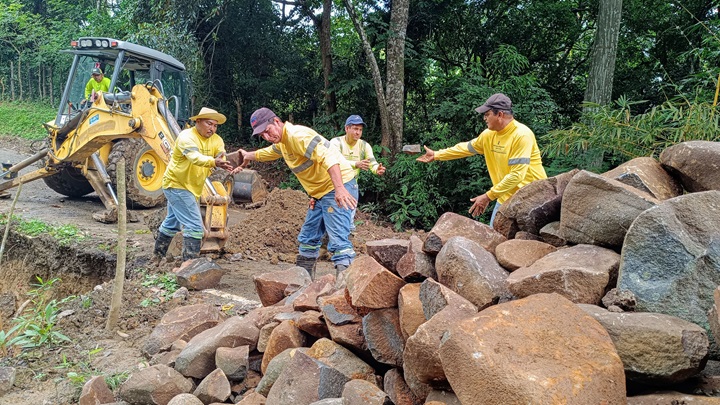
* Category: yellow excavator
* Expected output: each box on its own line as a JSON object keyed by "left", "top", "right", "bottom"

{"left": 0, "top": 37, "right": 258, "bottom": 253}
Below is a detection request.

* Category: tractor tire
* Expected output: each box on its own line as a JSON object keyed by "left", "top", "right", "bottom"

{"left": 107, "top": 139, "right": 167, "bottom": 208}
{"left": 42, "top": 166, "right": 94, "bottom": 197}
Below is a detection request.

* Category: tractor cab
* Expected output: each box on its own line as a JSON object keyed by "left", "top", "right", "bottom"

{"left": 56, "top": 37, "right": 192, "bottom": 128}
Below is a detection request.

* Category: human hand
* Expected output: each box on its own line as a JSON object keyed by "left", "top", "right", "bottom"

{"left": 356, "top": 159, "right": 371, "bottom": 170}
{"left": 335, "top": 187, "right": 357, "bottom": 210}
{"left": 214, "top": 157, "right": 233, "bottom": 171}
{"left": 230, "top": 166, "right": 243, "bottom": 175}
{"left": 376, "top": 163, "right": 386, "bottom": 175}
{"left": 469, "top": 193, "right": 491, "bottom": 217}
{"left": 416, "top": 145, "right": 435, "bottom": 163}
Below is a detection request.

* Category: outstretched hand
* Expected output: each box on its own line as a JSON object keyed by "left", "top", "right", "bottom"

{"left": 469, "top": 193, "right": 491, "bottom": 217}
{"left": 214, "top": 157, "right": 233, "bottom": 171}
{"left": 416, "top": 145, "right": 436, "bottom": 163}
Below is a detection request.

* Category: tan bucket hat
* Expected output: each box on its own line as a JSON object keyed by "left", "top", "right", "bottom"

{"left": 190, "top": 107, "right": 227, "bottom": 125}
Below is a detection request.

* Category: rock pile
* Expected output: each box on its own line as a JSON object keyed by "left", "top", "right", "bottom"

{"left": 82, "top": 141, "right": 720, "bottom": 404}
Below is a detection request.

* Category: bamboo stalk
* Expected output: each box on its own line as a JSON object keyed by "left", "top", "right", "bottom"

{"left": 106, "top": 158, "right": 126, "bottom": 332}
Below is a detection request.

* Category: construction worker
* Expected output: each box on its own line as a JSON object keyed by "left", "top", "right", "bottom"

{"left": 330, "top": 115, "right": 385, "bottom": 231}
{"left": 239, "top": 107, "right": 358, "bottom": 277}
{"left": 153, "top": 107, "right": 235, "bottom": 262}
{"left": 84, "top": 67, "right": 111, "bottom": 100}
{"left": 417, "top": 93, "right": 547, "bottom": 227}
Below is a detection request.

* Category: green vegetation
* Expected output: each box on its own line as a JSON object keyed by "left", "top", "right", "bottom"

{"left": 137, "top": 269, "right": 180, "bottom": 307}
{"left": 56, "top": 348, "right": 130, "bottom": 389}
{"left": 0, "top": 214, "right": 87, "bottom": 245}
{"left": 0, "top": 102, "right": 55, "bottom": 140}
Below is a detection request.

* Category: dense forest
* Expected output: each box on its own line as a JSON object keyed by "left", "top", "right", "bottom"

{"left": 0, "top": 0, "right": 718, "bottom": 229}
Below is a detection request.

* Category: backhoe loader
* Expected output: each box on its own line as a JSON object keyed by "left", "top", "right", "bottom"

{"left": 0, "top": 37, "right": 248, "bottom": 253}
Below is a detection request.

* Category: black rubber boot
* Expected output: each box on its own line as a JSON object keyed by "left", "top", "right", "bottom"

{"left": 153, "top": 232, "right": 174, "bottom": 262}
{"left": 296, "top": 254, "right": 317, "bottom": 279}
{"left": 182, "top": 237, "right": 202, "bottom": 262}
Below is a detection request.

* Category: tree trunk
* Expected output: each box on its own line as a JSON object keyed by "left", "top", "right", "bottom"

{"left": 18, "top": 59, "right": 22, "bottom": 100}
{"left": 10, "top": 61, "right": 14, "bottom": 100}
{"left": 385, "top": 0, "right": 409, "bottom": 155}
{"left": 584, "top": 0, "right": 622, "bottom": 106}
{"left": 343, "top": 0, "right": 392, "bottom": 152}
{"left": 235, "top": 98, "right": 242, "bottom": 130}
{"left": 318, "top": 0, "right": 337, "bottom": 121}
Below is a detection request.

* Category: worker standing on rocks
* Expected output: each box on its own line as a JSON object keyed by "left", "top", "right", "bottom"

{"left": 417, "top": 93, "right": 547, "bottom": 227}
{"left": 330, "top": 115, "right": 385, "bottom": 232}
{"left": 239, "top": 107, "right": 358, "bottom": 278}
{"left": 153, "top": 107, "right": 235, "bottom": 262}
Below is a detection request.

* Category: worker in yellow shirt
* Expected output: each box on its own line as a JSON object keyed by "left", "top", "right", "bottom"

{"left": 239, "top": 107, "right": 358, "bottom": 277}
{"left": 330, "top": 115, "right": 385, "bottom": 231}
{"left": 84, "top": 67, "right": 111, "bottom": 100}
{"left": 153, "top": 107, "right": 236, "bottom": 262}
{"left": 417, "top": 93, "right": 547, "bottom": 227}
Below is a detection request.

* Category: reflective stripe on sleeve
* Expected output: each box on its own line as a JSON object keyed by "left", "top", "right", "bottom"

{"left": 305, "top": 136, "right": 323, "bottom": 159}
{"left": 292, "top": 160, "right": 313, "bottom": 173}
{"left": 467, "top": 142, "right": 478, "bottom": 155}
{"left": 272, "top": 144, "right": 281, "bottom": 154}
{"left": 508, "top": 157, "right": 531, "bottom": 165}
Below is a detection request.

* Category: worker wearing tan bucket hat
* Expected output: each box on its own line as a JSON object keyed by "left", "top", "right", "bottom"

{"left": 153, "top": 107, "right": 236, "bottom": 263}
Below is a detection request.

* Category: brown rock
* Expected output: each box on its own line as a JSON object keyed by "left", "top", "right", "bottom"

{"left": 79, "top": 376, "right": 114, "bottom": 405}
{"left": 660, "top": 140, "right": 720, "bottom": 192}
{"left": 383, "top": 368, "right": 422, "bottom": 405}
{"left": 507, "top": 244, "right": 620, "bottom": 304}
{"left": 266, "top": 351, "right": 349, "bottom": 404}
{"left": 261, "top": 319, "right": 307, "bottom": 375}
{"left": 318, "top": 293, "right": 366, "bottom": 350}
{"left": 167, "top": 393, "right": 204, "bottom": 404}
{"left": 345, "top": 255, "right": 406, "bottom": 310}
{"left": 366, "top": 238, "right": 410, "bottom": 274}
{"left": 439, "top": 293, "right": 626, "bottom": 404}
{"left": 435, "top": 236, "right": 509, "bottom": 310}
{"left": 143, "top": 304, "right": 225, "bottom": 358}
{"left": 425, "top": 390, "right": 462, "bottom": 405}
{"left": 398, "top": 283, "right": 425, "bottom": 341}
{"left": 362, "top": 308, "right": 404, "bottom": 366}
{"left": 396, "top": 236, "right": 436, "bottom": 282}
{"left": 494, "top": 169, "right": 579, "bottom": 238}
{"left": 235, "top": 391, "right": 267, "bottom": 404}
{"left": 603, "top": 156, "right": 683, "bottom": 200}
{"left": 293, "top": 273, "right": 336, "bottom": 312}
{"left": 538, "top": 221, "right": 566, "bottom": 247}
{"left": 560, "top": 170, "right": 659, "bottom": 247}
{"left": 216, "top": 345, "right": 249, "bottom": 381}
{"left": 627, "top": 391, "right": 720, "bottom": 404}
{"left": 423, "top": 212, "right": 506, "bottom": 255}
{"left": 253, "top": 267, "right": 312, "bottom": 307}
{"left": 307, "top": 338, "right": 375, "bottom": 383}
{"left": 257, "top": 321, "right": 279, "bottom": 353}
{"left": 418, "top": 278, "right": 477, "bottom": 320}
{"left": 342, "top": 379, "right": 389, "bottom": 404}
{"left": 193, "top": 368, "right": 231, "bottom": 404}
{"left": 175, "top": 257, "right": 225, "bottom": 290}
{"left": 494, "top": 239, "right": 557, "bottom": 271}
{"left": 119, "top": 364, "right": 194, "bottom": 405}
{"left": 296, "top": 310, "right": 331, "bottom": 339}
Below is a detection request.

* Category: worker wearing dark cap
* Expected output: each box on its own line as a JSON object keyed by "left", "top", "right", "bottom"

{"left": 84, "top": 67, "right": 111, "bottom": 100}
{"left": 417, "top": 93, "right": 547, "bottom": 227}
{"left": 239, "top": 107, "right": 358, "bottom": 278}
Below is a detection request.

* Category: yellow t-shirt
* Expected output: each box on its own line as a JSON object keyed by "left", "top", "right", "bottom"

{"left": 84, "top": 77, "right": 111, "bottom": 98}
{"left": 435, "top": 119, "right": 547, "bottom": 204}
{"left": 162, "top": 127, "right": 226, "bottom": 198}
{"left": 255, "top": 122, "right": 355, "bottom": 199}
{"left": 329, "top": 136, "right": 380, "bottom": 177}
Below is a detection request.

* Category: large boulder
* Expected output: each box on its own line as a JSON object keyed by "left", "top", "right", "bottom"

{"left": 119, "top": 364, "right": 194, "bottom": 405}
{"left": 560, "top": 169, "right": 659, "bottom": 247}
{"left": 494, "top": 169, "right": 579, "bottom": 238}
{"left": 435, "top": 236, "right": 509, "bottom": 310}
{"left": 506, "top": 244, "right": 620, "bottom": 304}
{"left": 438, "top": 293, "right": 626, "bottom": 404}
{"left": 659, "top": 141, "right": 720, "bottom": 192}
{"left": 617, "top": 191, "right": 720, "bottom": 352}
{"left": 422, "top": 212, "right": 506, "bottom": 255}
{"left": 602, "top": 156, "right": 683, "bottom": 200}
{"left": 143, "top": 304, "right": 225, "bottom": 358}
{"left": 580, "top": 304, "right": 709, "bottom": 384}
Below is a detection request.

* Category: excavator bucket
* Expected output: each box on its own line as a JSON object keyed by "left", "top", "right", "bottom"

{"left": 231, "top": 169, "right": 267, "bottom": 204}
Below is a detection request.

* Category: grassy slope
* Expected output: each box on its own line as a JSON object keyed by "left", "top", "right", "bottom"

{"left": 0, "top": 101, "right": 56, "bottom": 140}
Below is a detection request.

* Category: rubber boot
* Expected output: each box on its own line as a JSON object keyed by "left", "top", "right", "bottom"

{"left": 296, "top": 254, "right": 317, "bottom": 279}
{"left": 182, "top": 237, "right": 202, "bottom": 262}
{"left": 153, "top": 232, "right": 174, "bottom": 263}
{"left": 334, "top": 263, "right": 349, "bottom": 276}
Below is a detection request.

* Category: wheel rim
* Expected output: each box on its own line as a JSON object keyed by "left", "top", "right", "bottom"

{"left": 135, "top": 149, "right": 166, "bottom": 192}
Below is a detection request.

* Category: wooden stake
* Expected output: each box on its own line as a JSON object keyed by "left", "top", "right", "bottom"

{"left": 0, "top": 183, "right": 22, "bottom": 269}
{"left": 106, "top": 158, "right": 126, "bottom": 332}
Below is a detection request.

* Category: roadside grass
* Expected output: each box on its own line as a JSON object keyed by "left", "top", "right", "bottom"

{"left": 0, "top": 101, "right": 55, "bottom": 140}
{"left": 0, "top": 214, "right": 87, "bottom": 245}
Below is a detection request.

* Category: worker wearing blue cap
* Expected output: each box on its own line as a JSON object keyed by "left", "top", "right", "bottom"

{"left": 330, "top": 115, "right": 386, "bottom": 231}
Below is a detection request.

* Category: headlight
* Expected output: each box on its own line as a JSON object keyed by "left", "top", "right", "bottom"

{"left": 95, "top": 39, "right": 101, "bottom": 47}
{"left": 81, "top": 39, "right": 91, "bottom": 47}
{"left": 101, "top": 40, "right": 108, "bottom": 47}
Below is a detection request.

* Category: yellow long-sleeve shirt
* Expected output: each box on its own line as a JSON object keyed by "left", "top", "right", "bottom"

{"left": 255, "top": 122, "right": 355, "bottom": 199}
{"left": 162, "top": 127, "right": 226, "bottom": 198}
{"left": 329, "top": 136, "right": 380, "bottom": 177}
{"left": 435, "top": 119, "right": 547, "bottom": 204}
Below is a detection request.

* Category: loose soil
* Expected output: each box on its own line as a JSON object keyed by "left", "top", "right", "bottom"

{"left": 0, "top": 135, "right": 411, "bottom": 404}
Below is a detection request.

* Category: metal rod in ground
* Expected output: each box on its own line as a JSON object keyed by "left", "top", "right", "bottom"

{"left": 106, "top": 158, "right": 126, "bottom": 332}
{"left": 0, "top": 183, "right": 22, "bottom": 269}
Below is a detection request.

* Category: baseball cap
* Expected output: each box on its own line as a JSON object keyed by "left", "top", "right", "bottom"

{"left": 250, "top": 107, "right": 278, "bottom": 136}
{"left": 345, "top": 115, "right": 366, "bottom": 127}
{"left": 475, "top": 93, "right": 512, "bottom": 114}
{"left": 91, "top": 67, "right": 103, "bottom": 75}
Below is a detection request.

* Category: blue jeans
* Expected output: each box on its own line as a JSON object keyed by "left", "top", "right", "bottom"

{"left": 490, "top": 201, "right": 502, "bottom": 229}
{"left": 298, "top": 179, "right": 358, "bottom": 267}
{"left": 159, "top": 188, "right": 204, "bottom": 240}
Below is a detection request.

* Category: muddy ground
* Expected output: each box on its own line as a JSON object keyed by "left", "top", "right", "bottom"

{"left": 0, "top": 135, "right": 410, "bottom": 404}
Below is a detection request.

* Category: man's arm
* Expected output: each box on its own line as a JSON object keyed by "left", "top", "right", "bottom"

{"left": 328, "top": 164, "right": 357, "bottom": 210}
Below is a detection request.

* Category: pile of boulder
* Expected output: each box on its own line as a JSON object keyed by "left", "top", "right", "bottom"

{"left": 81, "top": 141, "right": 720, "bottom": 404}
